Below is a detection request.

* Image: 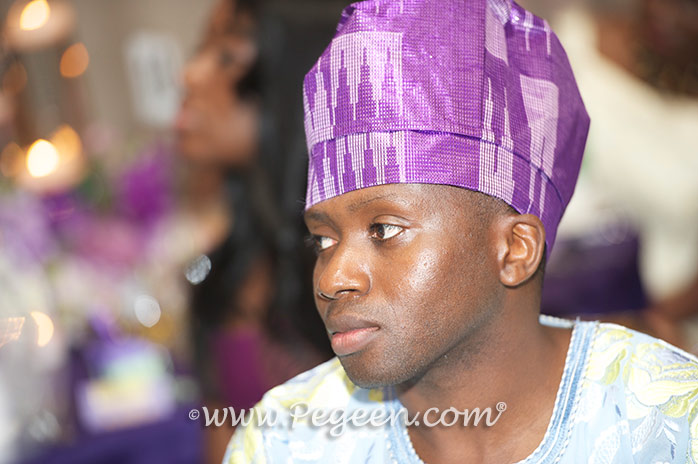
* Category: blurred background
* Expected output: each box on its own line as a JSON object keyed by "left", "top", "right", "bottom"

{"left": 520, "top": 0, "right": 698, "bottom": 351}
{"left": 0, "top": 0, "right": 696, "bottom": 463}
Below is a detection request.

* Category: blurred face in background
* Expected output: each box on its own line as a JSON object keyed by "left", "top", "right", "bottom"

{"left": 175, "top": 0, "right": 259, "bottom": 167}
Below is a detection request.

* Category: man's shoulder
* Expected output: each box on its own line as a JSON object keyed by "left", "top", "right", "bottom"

{"left": 533, "top": 320, "right": 698, "bottom": 462}
{"left": 589, "top": 322, "right": 698, "bottom": 373}
{"left": 577, "top": 322, "right": 698, "bottom": 461}
{"left": 586, "top": 321, "right": 698, "bottom": 394}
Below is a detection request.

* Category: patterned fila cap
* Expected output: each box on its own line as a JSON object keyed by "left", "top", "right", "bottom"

{"left": 302, "top": 0, "right": 590, "bottom": 251}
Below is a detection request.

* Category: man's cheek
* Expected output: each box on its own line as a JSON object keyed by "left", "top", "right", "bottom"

{"left": 403, "top": 264, "right": 443, "bottom": 296}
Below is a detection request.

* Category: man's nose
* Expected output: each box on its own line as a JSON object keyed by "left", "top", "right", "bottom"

{"left": 315, "top": 241, "right": 370, "bottom": 301}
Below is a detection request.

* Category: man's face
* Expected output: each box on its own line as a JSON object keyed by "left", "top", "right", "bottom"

{"left": 304, "top": 184, "right": 503, "bottom": 388}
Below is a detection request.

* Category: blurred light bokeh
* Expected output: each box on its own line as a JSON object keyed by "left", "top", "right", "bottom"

{"left": 0, "top": 0, "right": 215, "bottom": 462}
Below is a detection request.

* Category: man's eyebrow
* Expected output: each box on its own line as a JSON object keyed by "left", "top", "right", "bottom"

{"left": 305, "top": 193, "right": 411, "bottom": 223}
{"left": 304, "top": 210, "right": 333, "bottom": 225}
{"left": 346, "top": 193, "right": 403, "bottom": 213}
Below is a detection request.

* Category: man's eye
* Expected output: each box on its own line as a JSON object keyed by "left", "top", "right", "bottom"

{"left": 370, "top": 224, "right": 403, "bottom": 240}
{"left": 312, "top": 235, "right": 337, "bottom": 252}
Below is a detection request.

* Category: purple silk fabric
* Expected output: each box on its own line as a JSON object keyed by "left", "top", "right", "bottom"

{"left": 303, "top": 0, "right": 590, "bottom": 251}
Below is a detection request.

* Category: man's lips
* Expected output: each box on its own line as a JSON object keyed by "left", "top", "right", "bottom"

{"left": 331, "top": 327, "right": 379, "bottom": 356}
{"left": 326, "top": 314, "right": 380, "bottom": 356}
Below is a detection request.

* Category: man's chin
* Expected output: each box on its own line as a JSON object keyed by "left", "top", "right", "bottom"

{"left": 338, "top": 356, "right": 406, "bottom": 389}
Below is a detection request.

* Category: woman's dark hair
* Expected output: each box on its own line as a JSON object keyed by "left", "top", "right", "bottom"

{"left": 189, "top": 1, "right": 351, "bottom": 384}
{"left": 233, "top": 0, "right": 262, "bottom": 100}
{"left": 253, "top": 0, "right": 357, "bottom": 348}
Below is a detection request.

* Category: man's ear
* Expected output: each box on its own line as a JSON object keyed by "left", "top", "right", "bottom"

{"left": 493, "top": 214, "right": 545, "bottom": 287}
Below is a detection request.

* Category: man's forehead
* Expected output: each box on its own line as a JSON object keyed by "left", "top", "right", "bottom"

{"left": 304, "top": 184, "right": 473, "bottom": 221}
{"left": 305, "top": 185, "right": 407, "bottom": 220}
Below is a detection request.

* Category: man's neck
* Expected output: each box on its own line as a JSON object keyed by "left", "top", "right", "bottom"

{"left": 395, "top": 301, "right": 572, "bottom": 464}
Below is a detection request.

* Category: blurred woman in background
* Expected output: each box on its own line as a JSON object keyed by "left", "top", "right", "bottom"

{"left": 175, "top": 0, "right": 335, "bottom": 461}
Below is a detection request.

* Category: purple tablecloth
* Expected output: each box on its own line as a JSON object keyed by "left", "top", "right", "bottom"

{"left": 18, "top": 408, "right": 203, "bottom": 464}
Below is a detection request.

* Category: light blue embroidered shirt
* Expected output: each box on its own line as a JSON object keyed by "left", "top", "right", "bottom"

{"left": 224, "top": 317, "right": 698, "bottom": 463}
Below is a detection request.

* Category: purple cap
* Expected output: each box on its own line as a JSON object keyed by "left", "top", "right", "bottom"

{"left": 303, "top": 0, "right": 590, "bottom": 252}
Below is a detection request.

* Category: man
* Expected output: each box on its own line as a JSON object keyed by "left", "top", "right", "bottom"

{"left": 224, "top": 0, "right": 698, "bottom": 462}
